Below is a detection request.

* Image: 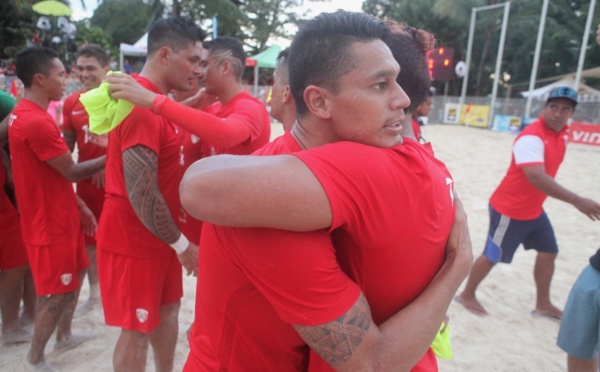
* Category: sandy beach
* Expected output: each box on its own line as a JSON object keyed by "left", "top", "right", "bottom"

{"left": 2, "top": 123, "right": 599, "bottom": 371}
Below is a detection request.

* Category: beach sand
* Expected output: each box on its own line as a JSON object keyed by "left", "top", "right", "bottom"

{"left": 2, "top": 123, "right": 599, "bottom": 371}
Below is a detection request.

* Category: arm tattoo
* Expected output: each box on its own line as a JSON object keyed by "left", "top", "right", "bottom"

{"left": 63, "top": 130, "right": 76, "bottom": 152}
{"left": 293, "top": 293, "right": 372, "bottom": 366}
{"left": 123, "top": 145, "right": 180, "bottom": 244}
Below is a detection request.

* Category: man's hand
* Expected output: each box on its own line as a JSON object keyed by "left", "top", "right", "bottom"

{"left": 183, "top": 87, "right": 218, "bottom": 110}
{"left": 106, "top": 73, "right": 157, "bottom": 108}
{"left": 85, "top": 127, "right": 109, "bottom": 148}
{"left": 178, "top": 242, "right": 198, "bottom": 277}
{"left": 90, "top": 170, "right": 105, "bottom": 188}
{"left": 573, "top": 196, "right": 600, "bottom": 221}
{"left": 79, "top": 204, "right": 98, "bottom": 237}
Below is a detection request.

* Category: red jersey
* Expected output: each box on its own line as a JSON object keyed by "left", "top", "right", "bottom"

{"left": 185, "top": 131, "right": 361, "bottom": 371}
{"left": 201, "top": 91, "right": 271, "bottom": 155}
{"left": 62, "top": 91, "right": 106, "bottom": 163}
{"left": 490, "top": 115, "right": 569, "bottom": 220}
{"left": 177, "top": 128, "right": 206, "bottom": 244}
{"left": 62, "top": 90, "right": 106, "bottom": 243}
{"left": 97, "top": 76, "right": 183, "bottom": 259}
{"left": 294, "top": 139, "right": 455, "bottom": 372}
{"left": 8, "top": 99, "right": 80, "bottom": 245}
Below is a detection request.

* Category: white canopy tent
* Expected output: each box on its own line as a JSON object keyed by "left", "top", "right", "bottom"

{"left": 520, "top": 76, "right": 600, "bottom": 103}
{"left": 119, "top": 33, "right": 148, "bottom": 70}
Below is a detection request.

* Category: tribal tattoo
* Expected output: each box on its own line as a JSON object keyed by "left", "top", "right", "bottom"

{"left": 123, "top": 145, "right": 180, "bottom": 244}
{"left": 293, "top": 293, "right": 372, "bottom": 366}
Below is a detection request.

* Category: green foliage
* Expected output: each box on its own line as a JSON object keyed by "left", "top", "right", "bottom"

{"left": 73, "top": 20, "right": 118, "bottom": 61}
{"left": 90, "top": 0, "right": 161, "bottom": 46}
{"left": 179, "top": 0, "right": 326, "bottom": 54}
{"left": 1, "top": 0, "right": 38, "bottom": 58}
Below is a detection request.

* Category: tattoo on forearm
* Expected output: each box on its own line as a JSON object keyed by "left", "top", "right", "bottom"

{"left": 123, "top": 145, "right": 180, "bottom": 244}
{"left": 63, "top": 130, "right": 76, "bottom": 152}
{"left": 294, "top": 294, "right": 372, "bottom": 366}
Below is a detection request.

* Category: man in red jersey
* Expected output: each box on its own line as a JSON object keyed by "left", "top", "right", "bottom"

{"left": 0, "top": 91, "right": 32, "bottom": 345}
{"left": 457, "top": 86, "right": 600, "bottom": 319}
{"left": 177, "top": 13, "right": 471, "bottom": 372}
{"left": 9, "top": 47, "right": 105, "bottom": 371}
{"left": 105, "top": 36, "right": 271, "bottom": 158}
{"left": 94, "top": 17, "right": 205, "bottom": 372}
{"left": 62, "top": 44, "right": 110, "bottom": 317}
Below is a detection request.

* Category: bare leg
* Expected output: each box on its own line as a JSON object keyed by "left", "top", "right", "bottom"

{"left": 21, "top": 268, "right": 37, "bottom": 326}
{"left": 533, "top": 252, "right": 562, "bottom": 318}
{"left": 54, "top": 270, "right": 95, "bottom": 352}
{"left": 113, "top": 329, "right": 150, "bottom": 372}
{"left": 0, "top": 265, "right": 31, "bottom": 344}
{"left": 567, "top": 354, "right": 598, "bottom": 372}
{"left": 150, "top": 301, "right": 180, "bottom": 372}
{"left": 456, "top": 254, "right": 495, "bottom": 316}
{"left": 26, "top": 291, "right": 75, "bottom": 366}
{"left": 74, "top": 245, "right": 101, "bottom": 318}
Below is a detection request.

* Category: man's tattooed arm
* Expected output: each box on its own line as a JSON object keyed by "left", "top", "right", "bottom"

{"left": 122, "top": 145, "right": 180, "bottom": 244}
{"left": 293, "top": 294, "right": 372, "bottom": 367}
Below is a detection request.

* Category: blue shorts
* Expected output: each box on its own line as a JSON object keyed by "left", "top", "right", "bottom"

{"left": 483, "top": 205, "right": 558, "bottom": 264}
{"left": 557, "top": 265, "right": 600, "bottom": 360}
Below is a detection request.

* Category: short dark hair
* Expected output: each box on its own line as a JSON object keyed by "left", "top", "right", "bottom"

{"left": 203, "top": 37, "right": 246, "bottom": 80}
{"left": 289, "top": 11, "right": 391, "bottom": 118}
{"left": 76, "top": 44, "right": 110, "bottom": 67}
{"left": 385, "top": 22, "right": 435, "bottom": 113}
{"left": 275, "top": 47, "right": 291, "bottom": 85}
{"left": 147, "top": 17, "right": 207, "bottom": 56}
{"left": 15, "top": 47, "right": 59, "bottom": 88}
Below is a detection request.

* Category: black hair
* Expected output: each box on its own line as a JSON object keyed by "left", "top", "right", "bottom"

{"left": 76, "top": 44, "right": 110, "bottom": 67}
{"left": 289, "top": 11, "right": 391, "bottom": 118}
{"left": 15, "top": 47, "right": 60, "bottom": 88}
{"left": 385, "top": 22, "right": 435, "bottom": 113}
{"left": 275, "top": 47, "right": 291, "bottom": 85}
{"left": 147, "top": 17, "right": 207, "bottom": 56}
{"left": 202, "top": 37, "right": 246, "bottom": 80}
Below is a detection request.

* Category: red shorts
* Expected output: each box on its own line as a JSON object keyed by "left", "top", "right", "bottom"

{"left": 26, "top": 233, "right": 89, "bottom": 295}
{"left": 0, "top": 214, "right": 28, "bottom": 270}
{"left": 77, "top": 181, "right": 105, "bottom": 246}
{"left": 97, "top": 248, "right": 183, "bottom": 334}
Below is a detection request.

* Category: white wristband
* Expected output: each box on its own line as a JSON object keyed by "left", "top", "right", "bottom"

{"left": 170, "top": 234, "right": 189, "bottom": 254}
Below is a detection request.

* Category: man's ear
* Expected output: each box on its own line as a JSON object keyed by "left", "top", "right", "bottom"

{"left": 304, "top": 85, "right": 331, "bottom": 119}
{"left": 220, "top": 60, "right": 232, "bottom": 77}
{"left": 282, "top": 85, "right": 292, "bottom": 103}
{"left": 33, "top": 73, "right": 46, "bottom": 88}
{"left": 158, "top": 46, "right": 171, "bottom": 65}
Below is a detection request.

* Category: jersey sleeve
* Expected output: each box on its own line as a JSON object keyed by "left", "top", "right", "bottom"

{"left": 158, "top": 98, "right": 251, "bottom": 149}
{"left": 26, "top": 118, "right": 70, "bottom": 162}
{"left": 225, "top": 227, "right": 361, "bottom": 326}
{"left": 513, "top": 135, "right": 545, "bottom": 167}
{"left": 292, "top": 142, "right": 389, "bottom": 232}
{"left": 117, "top": 106, "right": 163, "bottom": 154}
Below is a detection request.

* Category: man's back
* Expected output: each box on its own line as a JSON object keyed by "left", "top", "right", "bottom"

{"left": 295, "top": 140, "right": 454, "bottom": 372}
